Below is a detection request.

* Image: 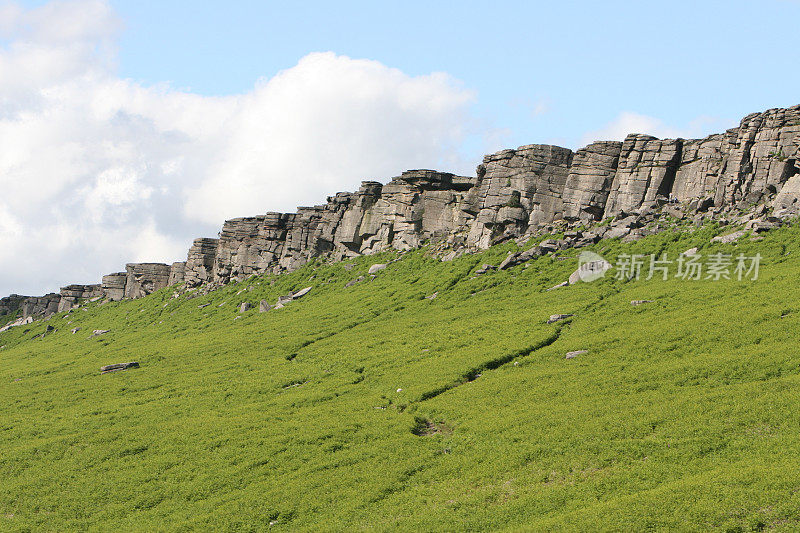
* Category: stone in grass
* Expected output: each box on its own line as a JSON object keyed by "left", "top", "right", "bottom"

{"left": 345, "top": 276, "right": 365, "bottom": 288}
{"left": 71, "top": 327, "right": 81, "bottom": 334}
{"left": 547, "top": 314, "right": 573, "bottom": 324}
{"left": 546, "top": 281, "right": 569, "bottom": 291}
{"left": 565, "top": 350, "right": 587, "bottom": 360}
{"left": 292, "top": 287, "right": 312, "bottom": 300}
{"left": 368, "top": 263, "right": 387, "bottom": 275}
{"left": 631, "top": 300, "right": 654, "bottom": 306}
{"left": 239, "top": 302, "right": 252, "bottom": 313}
{"left": 88, "top": 329, "right": 110, "bottom": 339}
{"left": 259, "top": 300, "right": 271, "bottom": 313}
{"left": 711, "top": 230, "right": 746, "bottom": 244}
{"left": 100, "top": 361, "right": 139, "bottom": 374}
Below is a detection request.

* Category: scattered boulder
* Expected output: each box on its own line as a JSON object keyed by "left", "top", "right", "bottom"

{"left": 259, "top": 300, "right": 271, "bottom": 313}
{"left": 748, "top": 217, "right": 781, "bottom": 233}
{"left": 546, "top": 281, "right": 569, "bottom": 291}
{"left": 568, "top": 257, "right": 612, "bottom": 285}
{"left": 547, "top": 314, "right": 573, "bottom": 324}
{"left": 197, "top": 303, "right": 210, "bottom": 309}
{"left": 499, "top": 247, "right": 543, "bottom": 270}
{"left": 292, "top": 287, "right": 312, "bottom": 300}
{"left": 711, "top": 230, "right": 746, "bottom": 244}
{"left": 605, "top": 226, "right": 631, "bottom": 240}
{"left": 631, "top": 300, "right": 654, "bottom": 306}
{"left": 100, "top": 361, "right": 139, "bottom": 374}
{"left": 681, "top": 247, "right": 699, "bottom": 256}
{"left": 368, "top": 264, "right": 387, "bottom": 275}
{"left": 88, "top": 329, "right": 110, "bottom": 339}
{"left": 538, "top": 240, "right": 559, "bottom": 253}
{"left": 239, "top": 302, "right": 252, "bottom": 313}
{"left": 475, "top": 264, "right": 496, "bottom": 275}
{"left": 426, "top": 292, "right": 438, "bottom": 300}
{"left": 565, "top": 350, "right": 587, "bottom": 360}
{"left": 345, "top": 276, "right": 365, "bottom": 288}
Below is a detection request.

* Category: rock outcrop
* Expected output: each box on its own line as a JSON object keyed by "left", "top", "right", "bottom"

{"left": 4, "top": 104, "right": 800, "bottom": 321}
{"left": 57, "top": 284, "right": 102, "bottom": 312}
{"left": 101, "top": 273, "right": 127, "bottom": 301}
{"left": 124, "top": 263, "right": 171, "bottom": 299}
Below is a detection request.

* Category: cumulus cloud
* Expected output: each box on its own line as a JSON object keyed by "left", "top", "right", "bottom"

{"left": 580, "top": 111, "right": 734, "bottom": 146}
{"left": 0, "top": 0, "right": 477, "bottom": 296}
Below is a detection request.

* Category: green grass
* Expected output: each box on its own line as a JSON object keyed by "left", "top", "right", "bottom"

{"left": 2, "top": 222, "right": 800, "bottom": 531}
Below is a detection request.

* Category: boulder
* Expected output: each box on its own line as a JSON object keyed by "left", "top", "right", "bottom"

{"left": 100, "top": 361, "right": 139, "bottom": 374}
{"left": 368, "top": 264, "right": 387, "bottom": 275}
{"left": 259, "top": 300, "right": 271, "bottom": 313}
{"left": 631, "top": 300, "right": 654, "bottom": 306}
{"left": 345, "top": 276, "right": 365, "bottom": 288}
{"left": 88, "top": 329, "right": 110, "bottom": 339}
{"left": 475, "top": 264, "right": 496, "bottom": 275}
{"left": 292, "top": 287, "right": 312, "bottom": 300}
{"left": 239, "top": 302, "right": 252, "bottom": 313}
{"left": 711, "top": 230, "right": 746, "bottom": 244}
{"left": 565, "top": 350, "right": 587, "bottom": 360}
{"left": 547, "top": 314, "right": 573, "bottom": 324}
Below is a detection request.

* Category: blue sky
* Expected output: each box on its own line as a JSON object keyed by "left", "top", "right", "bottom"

{"left": 113, "top": 0, "right": 800, "bottom": 148}
{"left": 1, "top": 0, "right": 799, "bottom": 295}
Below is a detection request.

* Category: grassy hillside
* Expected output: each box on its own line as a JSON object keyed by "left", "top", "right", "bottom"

{"left": 3, "top": 222, "right": 800, "bottom": 531}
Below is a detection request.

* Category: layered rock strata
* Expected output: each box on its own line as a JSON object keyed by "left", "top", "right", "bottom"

{"left": 4, "top": 105, "right": 800, "bottom": 321}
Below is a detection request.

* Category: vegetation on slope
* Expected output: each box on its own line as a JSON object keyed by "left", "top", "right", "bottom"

{"left": 2, "top": 222, "right": 800, "bottom": 531}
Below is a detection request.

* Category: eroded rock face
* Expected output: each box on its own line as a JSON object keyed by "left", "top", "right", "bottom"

{"left": 21, "top": 294, "right": 60, "bottom": 318}
{"left": 124, "top": 263, "right": 171, "bottom": 299}
{"left": 132, "top": 105, "right": 800, "bottom": 286}
{"left": 0, "top": 295, "right": 28, "bottom": 320}
{"left": 4, "top": 104, "right": 800, "bottom": 314}
{"left": 58, "top": 284, "right": 102, "bottom": 312}
{"left": 184, "top": 238, "right": 219, "bottom": 287}
{"left": 102, "top": 273, "right": 127, "bottom": 301}
{"left": 562, "top": 141, "right": 622, "bottom": 222}
{"left": 604, "top": 135, "right": 682, "bottom": 218}
{"left": 169, "top": 262, "right": 186, "bottom": 286}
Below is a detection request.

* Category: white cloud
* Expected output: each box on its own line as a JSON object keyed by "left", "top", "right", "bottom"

{"left": 0, "top": 0, "right": 477, "bottom": 296}
{"left": 580, "top": 111, "right": 734, "bottom": 146}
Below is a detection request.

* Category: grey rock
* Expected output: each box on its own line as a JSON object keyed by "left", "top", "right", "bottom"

{"left": 259, "top": 300, "right": 271, "bottom": 312}
{"left": 100, "top": 361, "right": 139, "bottom": 374}
{"left": 345, "top": 276, "right": 365, "bottom": 288}
{"left": 565, "top": 350, "right": 587, "bottom": 360}
{"left": 547, "top": 314, "right": 573, "bottom": 324}
{"left": 124, "top": 263, "right": 171, "bottom": 299}
{"left": 605, "top": 226, "right": 631, "bottom": 240}
{"left": 475, "top": 264, "right": 496, "bottom": 275}
{"left": 711, "top": 230, "right": 746, "bottom": 244}
{"left": 631, "top": 300, "right": 654, "bottom": 306}
{"left": 568, "top": 258, "right": 612, "bottom": 285}
{"left": 546, "top": 281, "right": 569, "bottom": 291}
{"left": 292, "top": 287, "right": 312, "bottom": 300}
{"left": 239, "top": 302, "right": 252, "bottom": 313}
{"left": 368, "top": 264, "right": 387, "bottom": 275}
{"left": 89, "top": 329, "right": 110, "bottom": 339}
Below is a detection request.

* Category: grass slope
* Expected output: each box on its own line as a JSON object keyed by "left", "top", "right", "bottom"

{"left": 2, "top": 223, "right": 800, "bottom": 531}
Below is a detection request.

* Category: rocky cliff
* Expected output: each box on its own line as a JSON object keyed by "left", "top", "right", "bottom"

{"left": 3, "top": 105, "right": 799, "bottom": 322}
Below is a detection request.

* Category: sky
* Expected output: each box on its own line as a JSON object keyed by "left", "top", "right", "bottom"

{"left": 1, "top": 0, "right": 799, "bottom": 296}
